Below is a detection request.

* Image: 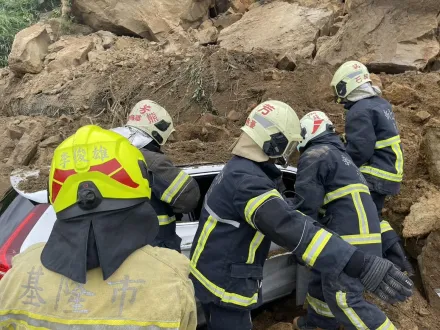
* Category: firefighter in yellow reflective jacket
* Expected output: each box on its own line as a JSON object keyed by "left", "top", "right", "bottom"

{"left": 112, "top": 100, "right": 200, "bottom": 253}
{"left": 331, "top": 61, "right": 414, "bottom": 276}
{"left": 0, "top": 126, "right": 197, "bottom": 330}
{"left": 292, "top": 111, "right": 393, "bottom": 330}
{"left": 189, "top": 101, "right": 413, "bottom": 330}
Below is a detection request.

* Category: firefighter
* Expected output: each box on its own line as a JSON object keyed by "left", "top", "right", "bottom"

{"left": 0, "top": 125, "right": 197, "bottom": 329}
{"left": 331, "top": 61, "right": 414, "bottom": 276}
{"left": 189, "top": 101, "right": 413, "bottom": 330}
{"left": 112, "top": 100, "right": 200, "bottom": 253}
{"left": 292, "top": 111, "right": 394, "bottom": 330}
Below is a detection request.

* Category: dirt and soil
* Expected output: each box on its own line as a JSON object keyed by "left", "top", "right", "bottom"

{"left": 1, "top": 0, "right": 440, "bottom": 329}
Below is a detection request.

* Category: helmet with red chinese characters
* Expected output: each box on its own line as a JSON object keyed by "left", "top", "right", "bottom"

{"left": 297, "top": 111, "right": 335, "bottom": 150}
{"left": 330, "top": 61, "right": 371, "bottom": 103}
{"left": 49, "top": 125, "right": 152, "bottom": 216}
{"left": 241, "top": 101, "right": 303, "bottom": 163}
{"left": 126, "top": 100, "right": 175, "bottom": 146}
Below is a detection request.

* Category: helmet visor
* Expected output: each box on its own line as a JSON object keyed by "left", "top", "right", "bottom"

{"left": 284, "top": 140, "right": 299, "bottom": 159}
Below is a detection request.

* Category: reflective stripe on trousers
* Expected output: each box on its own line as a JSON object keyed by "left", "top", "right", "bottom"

{"left": 0, "top": 311, "right": 179, "bottom": 330}
{"left": 158, "top": 215, "right": 176, "bottom": 226}
{"left": 190, "top": 216, "right": 259, "bottom": 307}
{"left": 335, "top": 291, "right": 396, "bottom": 330}
{"left": 360, "top": 135, "right": 403, "bottom": 183}
{"left": 336, "top": 291, "right": 368, "bottom": 329}
{"left": 306, "top": 293, "right": 334, "bottom": 318}
{"left": 161, "top": 171, "right": 191, "bottom": 204}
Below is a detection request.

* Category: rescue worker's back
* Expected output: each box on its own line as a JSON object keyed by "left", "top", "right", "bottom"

{"left": 0, "top": 125, "right": 197, "bottom": 330}
{"left": 0, "top": 243, "right": 196, "bottom": 330}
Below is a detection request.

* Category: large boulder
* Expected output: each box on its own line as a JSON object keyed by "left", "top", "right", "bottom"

{"left": 418, "top": 231, "right": 440, "bottom": 310}
{"left": 218, "top": 2, "right": 334, "bottom": 59}
{"left": 72, "top": 0, "right": 211, "bottom": 40}
{"left": 7, "top": 121, "right": 45, "bottom": 166}
{"left": 8, "top": 24, "right": 51, "bottom": 76}
{"left": 422, "top": 127, "right": 440, "bottom": 186}
{"left": 45, "top": 37, "right": 95, "bottom": 72}
{"left": 403, "top": 191, "right": 440, "bottom": 238}
{"left": 314, "top": 0, "right": 440, "bottom": 73}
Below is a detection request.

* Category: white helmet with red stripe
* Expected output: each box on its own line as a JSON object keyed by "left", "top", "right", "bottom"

{"left": 297, "top": 111, "right": 334, "bottom": 150}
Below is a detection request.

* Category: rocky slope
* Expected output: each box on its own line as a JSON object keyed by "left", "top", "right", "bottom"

{"left": 1, "top": 0, "right": 440, "bottom": 329}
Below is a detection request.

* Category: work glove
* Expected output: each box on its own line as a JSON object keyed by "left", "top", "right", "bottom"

{"left": 384, "top": 241, "right": 415, "bottom": 277}
{"left": 360, "top": 254, "right": 413, "bottom": 304}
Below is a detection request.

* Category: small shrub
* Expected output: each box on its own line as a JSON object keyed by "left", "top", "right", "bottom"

{"left": 0, "top": 0, "right": 61, "bottom": 67}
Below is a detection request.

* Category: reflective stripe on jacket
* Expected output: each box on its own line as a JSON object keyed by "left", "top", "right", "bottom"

{"left": 189, "top": 156, "right": 359, "bottom": 311}
{"left": 141, "top": 148, "right": 200, "bottom": 251}
{"left": 345, "top": 96, "right": 402, "bottom": 195}
{"left": 0, "top": 243, "right": 197, "bottom": 330}
{"left": 294, "top": 134, "right": 381, "bottom": 256}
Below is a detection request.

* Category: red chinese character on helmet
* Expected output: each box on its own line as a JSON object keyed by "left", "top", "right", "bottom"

{"left": 259, "top": 104, "right": 275, "bottom": 116}
{"left": 135, "top": 115, "right": 141, "bottom": 121}
{"left": 147, "top": 113, "right": 158, "bottom": 124}
{"left": 140, "top": 105, "right": 151, "bottom": 115}
{"left": 353, "top": 63, "right": 361, "bottom": 70}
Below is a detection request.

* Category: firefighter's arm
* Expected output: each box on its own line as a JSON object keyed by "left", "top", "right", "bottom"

{"left": 179, "top": 278, "right": 198, "bottom": 330}
{"left": 234, "top": 175, "right": 414, "bottom": 303}
{"left": 293, "top": 150, "right": 328, "bottom": 219}
{"left": 345, "top": 107, "right": 376, "bottom": 167}
{"left": 234, "top": 174, "right": 357, "bottom": 276}
{"left": 142, "top": 151, "right": 200, "bottom": 213}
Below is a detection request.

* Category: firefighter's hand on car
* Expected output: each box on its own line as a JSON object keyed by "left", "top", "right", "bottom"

{"left": 359, "top": 254, "right": 413, "bottom": 304}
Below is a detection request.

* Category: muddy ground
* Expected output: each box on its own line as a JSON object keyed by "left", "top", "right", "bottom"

{"left": 2, "top": 42, "right": 440, "bottom": 329}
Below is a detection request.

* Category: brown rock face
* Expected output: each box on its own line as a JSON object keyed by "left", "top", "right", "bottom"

{"left": 7, "top": 121, "right": 45, "bottom": 166}
{"left": 422, "top": 128, "right": 440, "bottom": 186}
{"left": 403, "top": 192, "right": 440, "bottom": 238}
{"left": 218, "top": 2, "right": 334, "bottom": 60}
{"left": 196, "top": 26, "right": 219, "bottom": 45}
{"left": 314, "top": 0, "right": 440, "bottom": 73}
{"left": 8, "top": 24, "right": 51, "bottom": 76}
{"left": 46, "top": 37, "right": 95, "bottom": 72}
{"left": 72, "top": 0, "right": 211, "bottom": 40}
{"left": 418, "top": 231, "right": 440, "bottom": 310}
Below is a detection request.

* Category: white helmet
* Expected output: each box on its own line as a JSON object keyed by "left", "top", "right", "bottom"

{"left": 241, "top": 101, "right": 303, "bottom": 164}
{"left": 126, "top": 100, "right": 175, "bottom": 145}
{"left": 330, "top": 61, "right": 371, "bottom": 103}
{"left": 297, "top": 111, "right": 334, "bottom": 150}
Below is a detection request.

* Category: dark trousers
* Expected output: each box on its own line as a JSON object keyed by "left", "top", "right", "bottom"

{"left": 201, "top": 303, "right": 252, "bottom": 330}
{"left": 370, "top": 191, "right": 386, "bottom": 219}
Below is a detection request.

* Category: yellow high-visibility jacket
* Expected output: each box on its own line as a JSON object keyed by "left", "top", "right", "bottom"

{"left": 0, "top": 243, "right": 197, "bottom": 330}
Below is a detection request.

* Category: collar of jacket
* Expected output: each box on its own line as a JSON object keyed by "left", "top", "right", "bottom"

{"left": 303, "top": 133, "right": 345, "bottom": 153}
{"left": 257, "top": 161, "right": 282, "bottom": 180}
{"left": 41, "top": 202, "right": 159, "bottom": 284}
{"left": 343, "top": 95, "right": 381, "bottom": 110}
{"left": 142, "top": 141, "right": 163, "bottom": 154}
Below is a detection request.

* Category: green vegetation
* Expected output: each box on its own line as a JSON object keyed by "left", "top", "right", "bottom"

{"left": 0, "top": 0, "right": 61, "bottom": 67}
